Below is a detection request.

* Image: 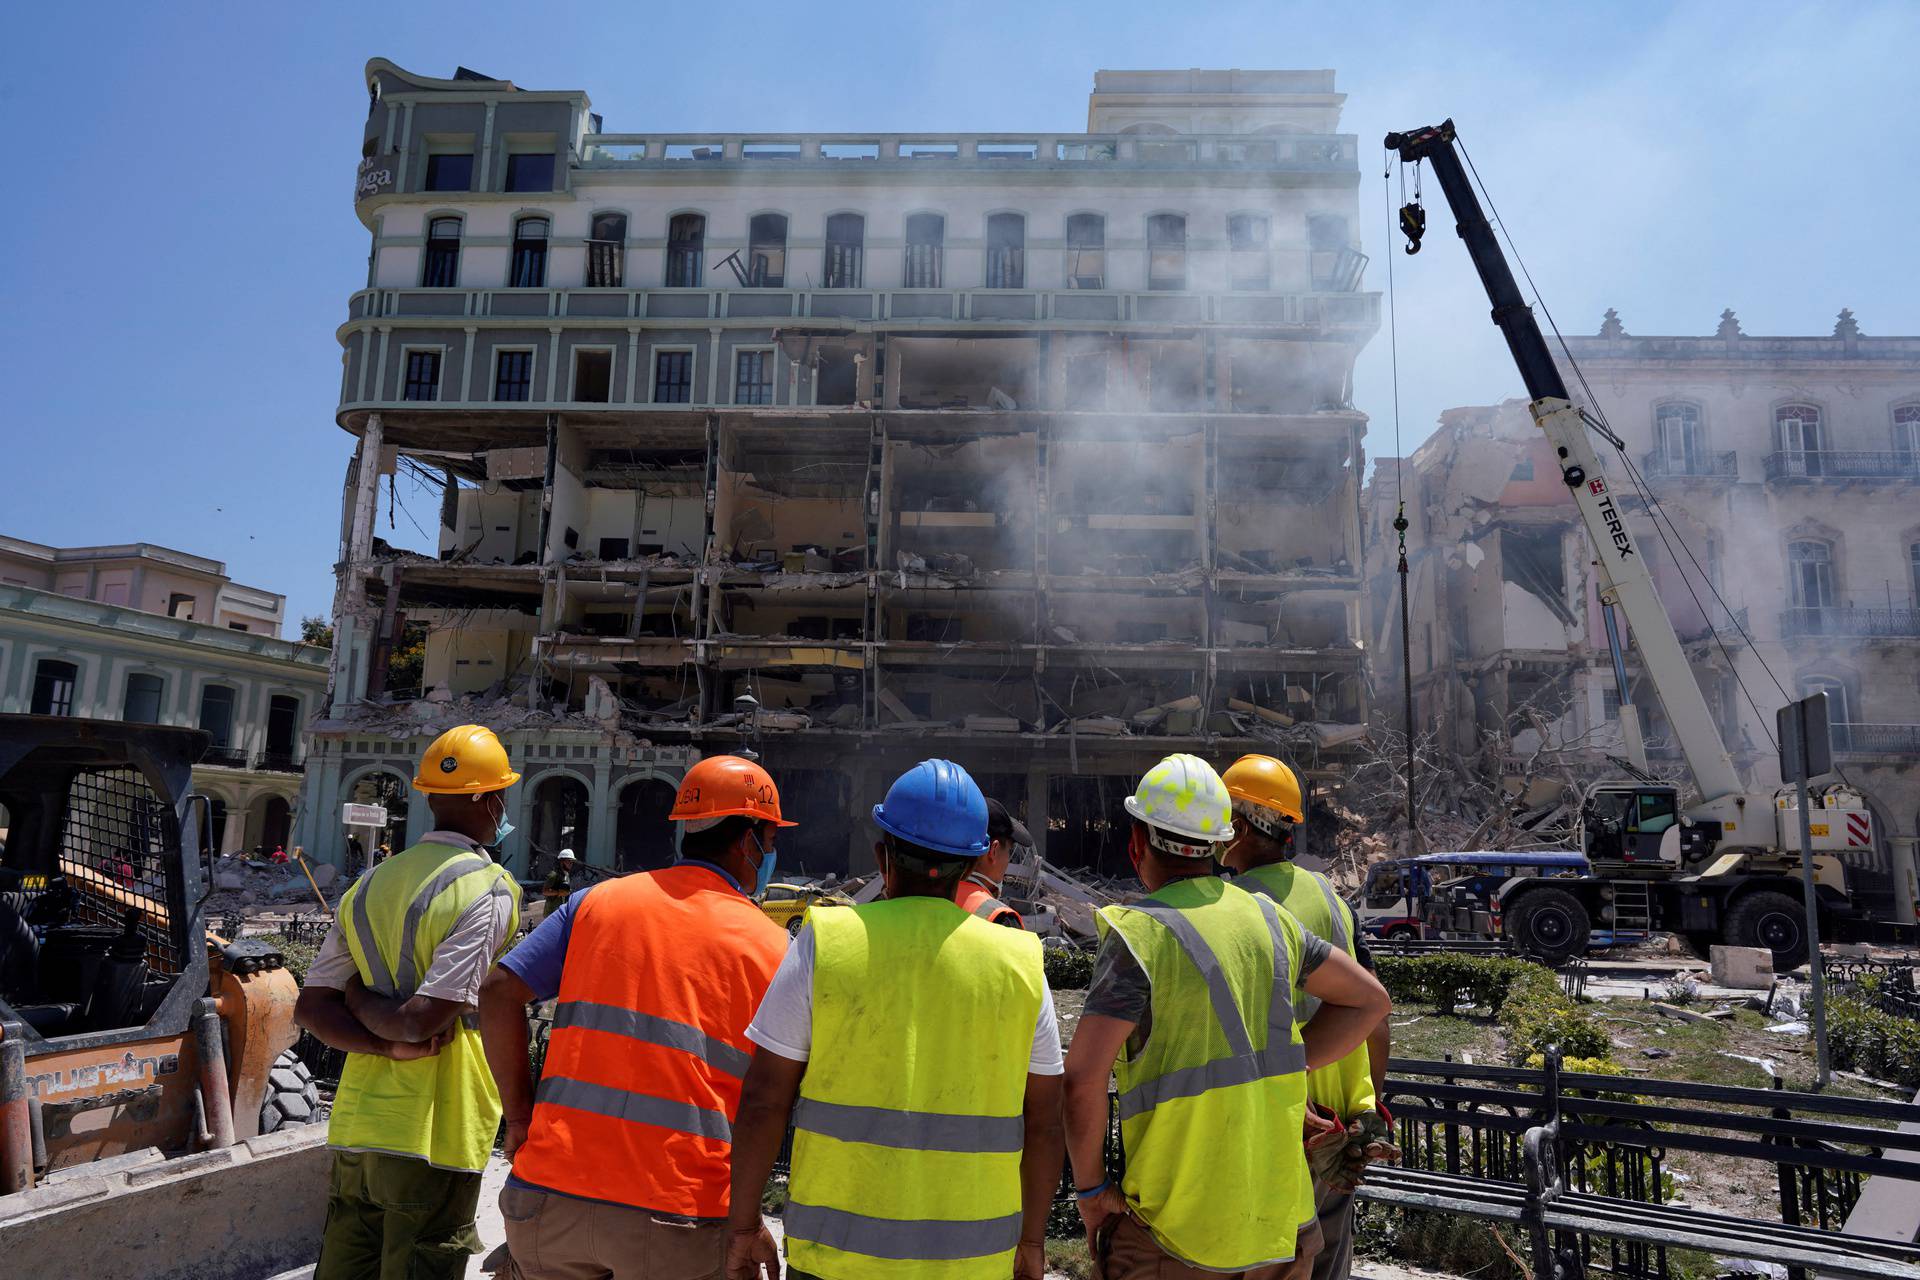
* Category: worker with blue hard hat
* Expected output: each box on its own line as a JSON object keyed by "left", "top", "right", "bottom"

{"left": 727, "top": 759, "right": 1065, "bottom": 1280}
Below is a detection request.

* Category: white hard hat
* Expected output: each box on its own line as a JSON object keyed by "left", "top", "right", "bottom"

{"left": 557, "top": 848, "right": 578, "bottom": 862}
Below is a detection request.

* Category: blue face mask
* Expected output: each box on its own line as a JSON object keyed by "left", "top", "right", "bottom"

{"left": 494, "top": 817, "right": 516, "bottom": 845}
{"left": 752, "top": 830, "right": 777, "bottom": 897}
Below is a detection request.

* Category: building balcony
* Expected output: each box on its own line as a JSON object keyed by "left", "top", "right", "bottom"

{"left": 1779, "top": 605, "right": 1920, "bottom": 639}
{"left": 346, "top": 285, "right": 1381, "bottom": 331}
{"left": 1762, "top": 451, "right": 1920, "bottom": 483}
{"left": 259, "top": 750, "right": 304, "bottom": 773}
{"left": 1832, "top": 723, "right": 1920, "bottom": 756}
{"left": 575, "top": 131, "right": 1359, "bottom": 172}
{"left": 1641, "top": 449, "right": 1737, "bottom": 480}
{"left": 200, "top": 747, "right": 253, "bottom": 770}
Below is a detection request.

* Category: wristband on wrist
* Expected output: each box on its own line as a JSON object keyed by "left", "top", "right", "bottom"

{"left": 1075, "top": 1179, "right": 1110, "bottom": 1201}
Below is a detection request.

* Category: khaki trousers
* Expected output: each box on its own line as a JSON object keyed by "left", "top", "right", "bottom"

{"left": 500, "top": 1182, "right": 725, "bottom": 1280}
{"left": 1309, "top": 1184, "right": 1357, "bottom": 1280}
{"left": 1099, "top": 1213, "right": 1323, "bottom": 1280}
{"left": 315, "top": 1150, "right": 483, "bottom": 1280}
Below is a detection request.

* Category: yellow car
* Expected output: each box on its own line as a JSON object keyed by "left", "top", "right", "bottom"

{"left": 758, "top": 881, "right": 853, "bottom": 936}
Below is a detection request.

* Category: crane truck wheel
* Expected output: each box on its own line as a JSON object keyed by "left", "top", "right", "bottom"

{"left": 260, "top": 1049, "right": 321, "bottom": 1134}
{"left": 1725, "top": 890, "right": 1809, "bottom": 972}
{"left": 1505, "top": 887, "right": 1590, "bottom": 965}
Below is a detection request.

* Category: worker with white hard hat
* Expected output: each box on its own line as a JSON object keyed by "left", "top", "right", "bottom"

{"left": 1062, "top": 753, "right": 1392, "bottom": 1280}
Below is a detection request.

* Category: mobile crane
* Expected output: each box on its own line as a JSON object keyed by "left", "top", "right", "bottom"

{"left": 1384, "top": 120, "right": 1870, "bottom": 969}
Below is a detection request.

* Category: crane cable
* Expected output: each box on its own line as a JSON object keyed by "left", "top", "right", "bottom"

{"left": 1385, "top": 153, "right": 1419, "bottom": 845}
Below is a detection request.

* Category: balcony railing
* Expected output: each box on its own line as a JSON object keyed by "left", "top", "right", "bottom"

{"left": 200, "top": 747, "right": 253, "bottom": 769}
{"left": 259, "top": 750, "right": 304, "bottom": 773}
{"left": 1831, "top": 723, "right": 1920, "bottom": 755}
{"left": 1763, "top": 450, "right": 1920, "bottom": 482}
{"left": 1641, "top": 449, "right": 1738, "bottom": 479}
{"left": 1779, "top": 605, "right": 1920, "bottom": 639}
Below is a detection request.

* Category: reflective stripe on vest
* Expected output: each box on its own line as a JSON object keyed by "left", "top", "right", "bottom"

{"left": 1238, "top": 862, "right": 1377, "bottom": 1119}
{"left": 328, "top": 840, "right": 519, "bottom": 1173}
{"left": 786, "top": 898, "right": 1043, "bottom": 1280}
{"left": 1098, "top": 878, "right": 1310, "bottom": 1271}
{"left": 510, "top": 864, "right": 787, "bottom": 1218}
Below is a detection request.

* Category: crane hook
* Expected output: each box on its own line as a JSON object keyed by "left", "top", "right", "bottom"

{"left": 1398, "top": 201, "right": 1427, "bottom": 255}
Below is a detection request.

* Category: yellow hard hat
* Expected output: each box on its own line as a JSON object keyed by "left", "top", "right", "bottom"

{"left": 1222, "top": 754, "right": 1305, "bottom": 829}
{"left": 413, "top": 724, "right": 521, "bottom": 795}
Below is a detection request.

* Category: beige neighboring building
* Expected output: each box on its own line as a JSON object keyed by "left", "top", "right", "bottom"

{"left": 1367, "top": 310, "right": 1920, "bottom": 924}
{"left": 0, "top": 536, "right": 328, "bottom": 854}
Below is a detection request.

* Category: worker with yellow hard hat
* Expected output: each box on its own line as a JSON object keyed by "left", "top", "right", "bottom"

{"left": 1222, "top": 754, "right": 1397, "bottom": 1280}
{"left": 296, "top": 724, "right": 525, "bottom": 1280}
{"left": 1064, "top": 753, "right": 1392, "bottom": 1280}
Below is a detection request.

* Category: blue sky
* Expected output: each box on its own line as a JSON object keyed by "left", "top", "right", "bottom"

{"left": 3, "top": 1, "right": 1912, "bottom": 629}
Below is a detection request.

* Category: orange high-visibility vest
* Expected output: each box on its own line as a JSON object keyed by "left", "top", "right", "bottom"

{"left": 955, "top": 876, "right": 1023, "bottom": 928}
{"left": 513, "top": 863, "right": 787, "bottom": 1217}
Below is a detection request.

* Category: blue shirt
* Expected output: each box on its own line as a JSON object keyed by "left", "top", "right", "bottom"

{"left": 498, "top": 859, "right": 745, "bottom": 1001}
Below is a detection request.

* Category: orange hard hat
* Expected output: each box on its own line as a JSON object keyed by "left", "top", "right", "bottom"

{"left": 670, "top": 755, "right": 797, "bottom": 829}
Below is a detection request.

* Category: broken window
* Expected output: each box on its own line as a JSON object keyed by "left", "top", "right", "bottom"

{"left": 31, "top": 659, "right": 77, "bottom": 717}
{"left": 587, "top": 212, "right": 626, "bottom": 287}
{"left": 1798, "top": 673, "right": 1851, "bottom": 727}
{"left": 1066, "top": 213, "right": 1105, "bottom": 289}
{"left": 1655, "top": 402, "right": 1701, "bottom": 471}
{"left": 816, "top": 348, "right": 859, "bottom": 405}
{"left": 748, "top": 213, "right": 787, "bottom": 287}
{"left": 986, "top": 213, "right": 1025, "bottom": 288}
{"left": 824, "top": 213, "right": 864, "bottom": 288}
{"left": 495, "top": 350, "right": 534, "bottom": 401}
{"left": 573, "top": 349, "right": 612, "bottom": 403}
{"left": 198, "top": 684, "right": 235, "bottom": 748}
{"left": 423, "top": 152, "right": 472, "bottom": 192}
{"left": 905, "top": 213, "right": 944, "bottom": 288}
{"left": 509, "top": 216, "right": 549, "bottom": 288}
{"left": 1775, "top": 403, "right": 1824, "bottom": 474}
{"left": 167, "top": 593, "right": 195, "bottom": 619}
{"left": 1228, "top": 214, "right": 1270, "bottom": 291}
{"left": 1308, "top": 214, "right": 1352, "bottom": 289}
{"left": 504, "top": 151, "right": 554, "bottom": 192}
{"left": 1502, "top": 529, "right": 1574, "bottom": 628}
{"left": 667, "top": 213, "right": 706, "bottom": 286}
{"left": 266, "top": 695, "right": 300, "bottom": 760}
{"left": 124, "top": 672, "right": 164, "bottom": 722}
{"left": 1147, "top": 214, "right": 1186, "bottom": 291}
{"left": 1066, "top": 351, "right": 1107, "bottom": 409}
{"left": 654, "top": 350, "right": 693, "bottom": 403}
{"left": 735, "top": 351, "right": 773, "bottom": 405}
{"left": 421, "top": 217, "right": 461, "bottom": 287}
{"left": 403, "top": 350, "right": 441, "bottom": 401}
{"left": 1787, "top": 539, "right": 1835, "bottom": 608}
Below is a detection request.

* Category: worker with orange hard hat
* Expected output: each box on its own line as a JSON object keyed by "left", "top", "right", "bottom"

{"left": 479, "top": 753, "right": 792, "bottom": 1280}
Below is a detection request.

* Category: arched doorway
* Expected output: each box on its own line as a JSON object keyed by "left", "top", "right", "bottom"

{"left": 345, "top": 770, "right": 411, "bottom": 860}
{"left": 261, "top": 796, "right": 293, "bottom": 853}
{"left": 530, "top": 773, "right": 591, "bottom": 875}
{"left": 615, "top": 778, "right": 678, "bottom": 873}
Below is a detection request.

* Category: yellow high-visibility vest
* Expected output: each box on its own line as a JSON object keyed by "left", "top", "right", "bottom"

{"left": 331, "top": 838, "right": 520, "bottom": 1172}
{"left": 1238, "top": 861, "right": 1378, "bottom": 1119}
{"left": 1098, "top": 877, "right": 1311, "bottom": 1270}
{"left": 786, "top": 898, "right": 1043, "bottom": 1280}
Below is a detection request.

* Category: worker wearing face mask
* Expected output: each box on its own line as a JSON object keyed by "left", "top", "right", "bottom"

{"left": 296, "top": 724, "right": 526, "bottom": 1280}
{"left": 478, "top": 754, "right": 792, "bottom": 1280}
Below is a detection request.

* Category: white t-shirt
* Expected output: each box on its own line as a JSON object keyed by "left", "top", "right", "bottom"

{"left": 304, "top": 832, "right": 516, "bottom": 1008}
{"left": 746, "top": 919, "right": 1064, "bottom": 1075}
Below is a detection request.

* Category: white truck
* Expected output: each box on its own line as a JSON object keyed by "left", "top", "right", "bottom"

{"left": 1386, "top": 120, "right": 1871, "bottom": 969}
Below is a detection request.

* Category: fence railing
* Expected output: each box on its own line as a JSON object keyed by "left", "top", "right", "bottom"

{"left": 1764, "top": 451, "right": 1920, "bottom": 482}
{"left": 1779, "top": 606, "right": 1920, "bottom": 639}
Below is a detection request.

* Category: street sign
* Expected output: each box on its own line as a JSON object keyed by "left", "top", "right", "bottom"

{"left": 1777, "top": 691, "right": 1832, "bottom": 782}
{"left": 342, "top": 802, "right": 388, "bottom": 827}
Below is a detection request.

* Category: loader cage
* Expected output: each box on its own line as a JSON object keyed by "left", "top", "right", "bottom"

{"left": 0, "top": 715, "right": 211, "bottom": 1053}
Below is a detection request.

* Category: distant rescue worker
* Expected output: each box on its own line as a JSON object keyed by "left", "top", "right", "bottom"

{"left": 1222, "top": 754, "right": 1398, "bottom": 1280}
{"left": 479, "top": 755, "right": 792, "bottom": 1279}
{"left": 727, "top": 759, "right": 1065, "bottom": 1280}
{"left": 294, "top": 724, "right": 525, "bottom": 1280}
{"left": 541, "top": 848, "right": 579, "bottom": 910}
{"left": 1063, "top": 753, "right": 1392, "bottom": 1280}
{"left": 954, "top": 797, "right": 1031, "bottom": 927}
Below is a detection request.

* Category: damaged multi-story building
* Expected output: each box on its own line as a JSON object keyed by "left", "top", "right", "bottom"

{"left": 298, "top": 60, "right": 1379, "bottom": 878}
{"left": 1368, "top": 310, "right": 1920, "bottom": 922}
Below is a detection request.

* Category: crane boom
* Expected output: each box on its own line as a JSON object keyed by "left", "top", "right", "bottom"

{"left": 1385, "top": 120, "right": 1743, "bottom": 802}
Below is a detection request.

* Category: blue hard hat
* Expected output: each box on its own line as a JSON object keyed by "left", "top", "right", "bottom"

{"left": 872, "top": 759, "right": 989, "bottom": 858}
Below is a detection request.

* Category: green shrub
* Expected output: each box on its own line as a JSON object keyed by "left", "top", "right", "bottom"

{"left": 1373, "top": 954, "right": 1554, "bottom": 1016}
{"left": 1827, "top": 995, "right": 1920, "bottom": 1088}
{"left": 1044, "top": 946, "right": 1094, "bottom": 991}
{"left": 1499, "top": 985, "right": 1610, "bottom": 1063}
{"left": 256, "top": 932, "right": 321, "bottom": 985}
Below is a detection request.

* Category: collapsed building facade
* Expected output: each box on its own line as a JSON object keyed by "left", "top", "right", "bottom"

{"left": 1367, "top": 311, "right": 1920, "bottom": 922}
{"left": 297, "top": 61, "right": 1379, "bottom": 878}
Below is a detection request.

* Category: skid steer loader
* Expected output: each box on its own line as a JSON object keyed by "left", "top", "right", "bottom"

{"left": 0, "top": 714, "right": 329, "bottom": 1276}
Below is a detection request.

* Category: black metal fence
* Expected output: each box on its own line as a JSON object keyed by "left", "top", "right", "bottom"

{"left": 1363, "top": 1054, "right": 1920, "bottom": 1280}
